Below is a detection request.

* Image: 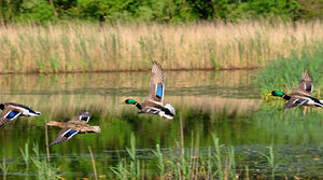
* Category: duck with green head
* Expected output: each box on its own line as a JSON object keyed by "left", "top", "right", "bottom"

{"left": 124, "top": 61, "right": 175, "bottom": 119}
{"left": 271, "top": 71, "right": 323, "bottom": 109}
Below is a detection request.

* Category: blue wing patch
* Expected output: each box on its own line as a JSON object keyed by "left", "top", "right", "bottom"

{"left": 6, "top": 111, "right": 20, "bottom": 119}
{"left": 156, "top": 84, "right": 163, "bottom": 99}
{"left": 294, "top": 99, "right": 306, "bottom": 105}
{"left": 147, "top": 109, "right": 159, "bottom": 114}
{"left": 305, "top": 84, "right": 312, "bottom": 92}
{"left": 64, "top": 129, "right": 78, "bottom": 139}
{"left": 80, "top": 116, "right": 89, "bottom": 123}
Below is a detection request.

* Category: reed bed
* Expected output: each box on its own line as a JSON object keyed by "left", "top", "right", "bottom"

{"left": 0, "top": 21, "right": 322, "bottom": 73}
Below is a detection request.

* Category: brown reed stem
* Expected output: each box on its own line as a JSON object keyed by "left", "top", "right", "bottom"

{"left": 45, "top": 125, "right": 50, "bottom": 162}
{"left": 318, "top": 86, "right": 321, "bottom": 98}
{"left": 180, "top": 113, "right": 184, "bottom": 149}
{"left": 88, "top": 146, "right": 98, "bottom": 180}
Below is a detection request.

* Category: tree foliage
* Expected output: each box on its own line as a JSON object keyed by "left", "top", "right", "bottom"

{"left": 0, "top": 0, "right": 321, "bottom": 23}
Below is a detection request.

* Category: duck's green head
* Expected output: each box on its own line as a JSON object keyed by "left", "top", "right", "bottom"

{"left": 124, "top": 98, "right": 137, "bottom": 105}
{"left": 271, "top": 91, "right": 285, "bottom": 97}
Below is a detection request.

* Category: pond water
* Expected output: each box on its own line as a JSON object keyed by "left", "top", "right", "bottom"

{"left": 0, "top": 70, "right": 322, "bottom": 179}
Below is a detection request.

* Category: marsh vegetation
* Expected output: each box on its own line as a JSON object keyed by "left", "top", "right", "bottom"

{"left": 0, "top": 21, "right": 322, "bottom": 73}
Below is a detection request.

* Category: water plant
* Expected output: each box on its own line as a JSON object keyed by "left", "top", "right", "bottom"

{"left": 31, "top": 143, "right": 58, "bottom": 179}
{"left": 111, "top": 133, "right": 142, "bottom": 179}
{"left": 110, "top": 133, "right": 239, "bottom": 179}
{"left": 20, "top": 142, "right": 30, "bottom": 170}
{"left": 152, "top": 144, "right": 164, "bottom": 177}
{"left": 0, "top": 157, "right": 8, "bottom": 180}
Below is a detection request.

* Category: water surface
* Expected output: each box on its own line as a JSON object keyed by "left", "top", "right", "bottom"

{"left": 0, "top": 70, "right": 321, "bottom": 179}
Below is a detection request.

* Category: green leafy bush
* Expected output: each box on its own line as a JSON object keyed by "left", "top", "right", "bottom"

{"left": 0, "top": 0, "right": 320, "bottom": 23}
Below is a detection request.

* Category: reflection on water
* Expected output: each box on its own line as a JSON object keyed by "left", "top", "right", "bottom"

{"left": 0, "top": 70, "right": 256, "bottom": 94}
{"left": 0, "top": 70, "right": 260, "bottom": 116}
{"left": 0, "top": 70, "right": 322, "bottom": 179}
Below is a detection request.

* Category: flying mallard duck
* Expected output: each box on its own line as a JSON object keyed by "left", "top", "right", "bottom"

{"left": 271, "top": 71, "right": 323, "bottom": 109}
{"left": 46, "top": 111, "right": 100, "bottom": 146}
{"left": 0, "top": 103, "right": 41, "bottom": 128}
{"left": 123, "top": 61, "right": 176, "bottom": 119}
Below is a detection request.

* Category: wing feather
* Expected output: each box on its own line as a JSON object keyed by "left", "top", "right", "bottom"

{"left": 0, "top": 108, "right": 22, "bottom": 128}
{"left": 50, "top": 128, "right": 79, "bottom": 146}
{"left": 284, "top": 97, "right": 308, "bottom": 109}
{"left": 146, "top": 62, "right": 165, "bottom": 103}
{"left": 297, "top": 71, "right": 313, "bottom": 95}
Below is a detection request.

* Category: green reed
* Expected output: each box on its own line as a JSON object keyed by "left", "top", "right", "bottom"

{"left": 111, "top": 133, "right": 141, "bottom": 179}
{"left": 257, "top": 43, "right": 323, "bottom": 95}
{"left": 31, "top": 143, "right": 58, "bottom": 180}
{"left": 20, "top": 142, "right": 30, "bottom": 170}
{"left": 110, "top": 133, "right": 238, "bottom": 179}
{"left": 0, "top": 157, "right": 8, "bottom": 180}
{"left": 0, "top": 142, "right": 59, "bottom": 180}
{"left": 257, "top": 144, "right": 276, "bottom": 180}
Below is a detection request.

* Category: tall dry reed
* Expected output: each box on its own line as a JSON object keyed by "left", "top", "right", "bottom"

{"left": 0, "top": 21, "right": 322, "bottom": 73}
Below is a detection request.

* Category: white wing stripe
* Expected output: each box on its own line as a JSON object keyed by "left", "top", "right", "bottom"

{"left": 7, "top": 106, "right": 29, "bottom": 114}
{"left": 148, "top": 99, "right": 163, "bottom": 105}
{"left": 4, "top": 111, "right": 21, "bottom": 121}
{"left": 61, "top": 128, "right": 79, "bottom": 140}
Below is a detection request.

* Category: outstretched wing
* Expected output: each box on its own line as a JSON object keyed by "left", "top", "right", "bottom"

{"left": 78, "top": 111, "right": 91, "bottom": 123}
{"left": 0, "top": 108, "right": 22, "bottom": 128}
{"left": 146, "top": 62, "right": 165, "bottom": 103}
{"left": 6, "top": 102, "right": 31, "bottom": 109}
{"left": 297, "top": 71, "right": 313, "bottom": 95}
{"left": 284, "top": 97, "right": 308, "bottom": 109}
{"left": 50, "top": 128, "right": 79, "bottom": 146}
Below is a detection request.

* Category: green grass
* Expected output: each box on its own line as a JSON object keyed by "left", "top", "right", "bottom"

{"left": 257, "top": 43, "right": 323, "bottom": 95}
